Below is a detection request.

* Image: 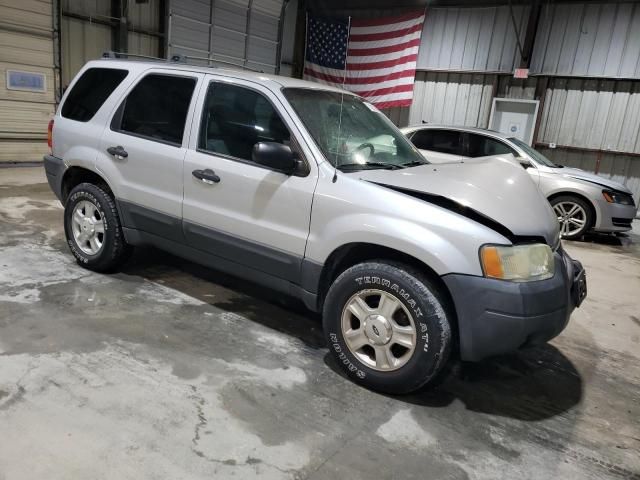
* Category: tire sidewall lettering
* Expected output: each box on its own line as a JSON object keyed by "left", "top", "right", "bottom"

{"left": 353, "top": 275, "right": 425, "bottom": 322}
{"left": 329, "top": 332, "right": 366, "bottom": 379}
{"left": 333, "top": 274, "right": 434, "bottom": 378}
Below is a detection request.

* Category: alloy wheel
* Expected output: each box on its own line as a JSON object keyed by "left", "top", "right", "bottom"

{"left": 71, "top": 200, "right": 105, "bottom": 255}
{"left": 341, "top": 289, "right": 417, "bottom": 371}
{"left": 553, "top": 201, "right": 587, "bottom": 237}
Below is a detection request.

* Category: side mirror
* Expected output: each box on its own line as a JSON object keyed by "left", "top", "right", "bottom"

{"left": 252, "top": 142, "right": 297, "bottom": 174}
{"left": 516, "top": 156, "right": 533, "bottom": 169}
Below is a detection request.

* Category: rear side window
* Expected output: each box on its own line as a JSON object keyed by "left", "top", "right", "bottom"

{"left": 466, "top": 133, "right": 516, "bottom": 157}
{"left": 61, "top": 68, "right": 128, "bottom": 122}
{"left": 112, "top": 74, "right": 197, "bottom": 146}
{"left": 411, "top": 129, "right": 463, "bottom": 155}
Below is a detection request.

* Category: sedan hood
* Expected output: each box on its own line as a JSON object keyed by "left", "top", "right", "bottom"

{"left": 349, "top": 155, "right": 559, "bottom": 245}
{"left": 554, "top": 166, "right": 633, "bottom": 194}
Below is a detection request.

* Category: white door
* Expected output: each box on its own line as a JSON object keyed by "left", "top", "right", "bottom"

{"left": 99, "top": 69, "right": 203, "bottom": 240}
{"left": 409, "top": 129, "right": 465, "bottom": 163}
{"left": 182, "top": 76, "right": 317, "bottom": 282}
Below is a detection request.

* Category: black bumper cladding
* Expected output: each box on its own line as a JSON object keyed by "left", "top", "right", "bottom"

{"left": 572, "top": 263, "right": 587, "bottom": 308}
{"left": 442, "top": 248, "right": 586, "bottom": 362}
{"left": 43, "top": 154, "right": 66, "bottom": 202}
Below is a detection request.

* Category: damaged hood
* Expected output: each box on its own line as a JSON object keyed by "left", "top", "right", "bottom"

{"left": 349, "top": 155, "right": 560, "bottom": 245}
{"left": 552, "top": 166, "right": 633, "bottom": 194}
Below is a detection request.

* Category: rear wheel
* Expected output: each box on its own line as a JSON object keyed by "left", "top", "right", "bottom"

{"left": 323, "top": 261, "right": 452, "bottom": 394}
{"left": 550, "top": 195, "right": 593, "bottom": 240}
{"left": 64, "top": 183, "right": 130, "bottom": 272}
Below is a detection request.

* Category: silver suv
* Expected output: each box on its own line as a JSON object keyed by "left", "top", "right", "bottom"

{"left": 44, "top": 59, "right": 587, "bottom": 394}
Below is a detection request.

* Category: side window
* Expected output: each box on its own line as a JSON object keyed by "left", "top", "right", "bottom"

{"left": 466, "top": 133, "right": 517, "bottom": 157}
{"left": 62, "top": 68, "right": 128, "bottom": 122}
{"left": 112, "top": 74, "right": 196, "bottom": 145}
{"left": 411, "top": 129, "right": 463, "bottom": 155}
{"left": 198, "top": 82, "right": 290, "bottom": 162}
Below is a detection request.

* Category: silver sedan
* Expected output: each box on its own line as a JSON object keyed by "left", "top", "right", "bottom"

{"left": 402, "top": 125, "right": 638, "bottom": 240}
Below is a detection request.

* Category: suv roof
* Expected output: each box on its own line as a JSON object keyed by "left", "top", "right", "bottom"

{"left": 82, "top": 58, "right": 351, "bottom": 95}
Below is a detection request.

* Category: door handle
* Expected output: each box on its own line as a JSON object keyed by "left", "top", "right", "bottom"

{"left": 107, "top": 145, "right": 128, "bottom": 159}
{"left": 192, "top": 169, "right": 220, "bottom": 184}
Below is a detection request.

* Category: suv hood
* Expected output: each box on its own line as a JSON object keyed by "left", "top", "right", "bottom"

{"left": 552, "top": 166, "right": 633, "bottom": 194}
{"left": 349, "top": 155, "right": 559, "bottom": 245}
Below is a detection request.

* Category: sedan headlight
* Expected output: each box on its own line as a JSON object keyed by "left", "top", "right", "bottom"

{"left": 480, "top": 244, "right": 555, "bottom": 282}
{"left": 602, "top": 190, "right": 635, "bottom": 206}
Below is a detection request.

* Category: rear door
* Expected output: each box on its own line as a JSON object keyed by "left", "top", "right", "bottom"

{"left": 98, "top": 69, "right": 203, "bottom": 241}
{"left": 464, "top": 132, "right": 518, "bottom": 157}
{"left": 182, "top": 76, "right": 317, "bottom": 282}
{"left": 409, "top": 129, "right": 464, "bottom": 163}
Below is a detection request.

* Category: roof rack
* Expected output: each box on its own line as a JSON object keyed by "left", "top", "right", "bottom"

{"left": 101, "top": 51, "right": 264, "bottom": 73}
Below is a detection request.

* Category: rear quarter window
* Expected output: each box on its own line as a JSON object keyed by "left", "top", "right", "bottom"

{"left": 62, "top": 68, "right": 128, "bottom": 122}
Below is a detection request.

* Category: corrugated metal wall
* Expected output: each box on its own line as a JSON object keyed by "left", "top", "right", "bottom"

{"left": 127, "top": 0, "right": 162, "bottom": 61}
{"left": 496, "top": 76, "right": 537, "bottom": 100}
{"left": 530, "top": 2, "right": 640, "bottom": 78}
{"left": 408, "top": 72, "right": 496, "bottom": 127}
{"left": 417, "top": 5, "right": 529, "bottom": 73}
{"left": 61, "top": 0, "right": 162, "bottom": 87}
{"left": 168, "top": 0, "right": 284, "bottom": 73}
{"left": 0, "top": 0, "right": 57, "bottom": 163}
{"left": 278, "top": 0, "right": 297, "bottom": 77}
{"left": 537, "top": 78, "right": 640, "bottom": 153}
{"left": 60, "top": 18, "right": 111, "bottom": 87}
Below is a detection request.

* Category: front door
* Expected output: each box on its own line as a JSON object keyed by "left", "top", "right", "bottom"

{"left": 99, "top": 69, "right": 202, "bottom": 241}
{"left": 182, "top": 76, "right": 317, "bottom": 282}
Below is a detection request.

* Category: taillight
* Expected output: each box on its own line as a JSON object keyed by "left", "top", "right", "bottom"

{"left": 47, "top": 119, "right": 54, "bottom": 154}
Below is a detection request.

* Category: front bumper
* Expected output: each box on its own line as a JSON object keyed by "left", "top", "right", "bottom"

{"left": 44, "top": 154, "right": 65, "bottom": 202}
{"left": 442, "top": 247, "right": 586, "bottom": 362}
{"left": 593, "top": 198, "right": 637, "bottom": 232}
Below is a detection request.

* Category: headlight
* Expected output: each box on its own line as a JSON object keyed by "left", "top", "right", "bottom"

{"left": 480, "top": 244, "right": 555, "bottom": 282}
{"left": 602, "top": 190, "right": 634, "bottom": 206}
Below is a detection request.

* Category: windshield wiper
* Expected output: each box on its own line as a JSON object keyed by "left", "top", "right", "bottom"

{"left": 339, "top": 162, "right": 402, "bottom": 170}
{"left": 398, "top": 160, "right": 427, "bottom": 169}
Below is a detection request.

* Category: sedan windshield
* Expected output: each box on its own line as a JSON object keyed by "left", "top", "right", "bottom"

{"left": 283, "top": 88, "right": 427, "bottom": 170}
{"left": 508, "top": 137, "right": 559, "bottom": 168}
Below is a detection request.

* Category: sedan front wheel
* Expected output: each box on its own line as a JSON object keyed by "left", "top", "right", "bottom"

{"left": 550, "top": 195, "right": 593, "bottom": 240}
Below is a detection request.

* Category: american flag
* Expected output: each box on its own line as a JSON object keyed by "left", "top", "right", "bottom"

{"left": 303, "top": 11, "right": 425, "bottom": 109}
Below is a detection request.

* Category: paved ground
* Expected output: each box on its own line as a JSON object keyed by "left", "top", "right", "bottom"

{"left": 0, "top": 167, "right": 639, "bottom": 480}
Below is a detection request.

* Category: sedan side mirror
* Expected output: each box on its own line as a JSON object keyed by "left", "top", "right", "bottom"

{"left": 252, "top": 142, "right": 298, "bottom": 174}
{"left": 516, "top": 156, "right": 533, "bottom": 169}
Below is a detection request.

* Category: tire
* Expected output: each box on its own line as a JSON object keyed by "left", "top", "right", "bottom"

{"left": 63, "top": 182, "right": 130, "bottom": 272}
{"left": 323, "top": 261, "right": 452, "bottom": 394}
{"left": 550, "top": 195, "right": 593, "bottom": 240}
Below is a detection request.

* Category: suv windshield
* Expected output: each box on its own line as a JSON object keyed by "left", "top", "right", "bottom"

{"left": 508, "top": 137, "right": 559, "bottom": 167}
{"left": 283, "top": 88, "right": 427, "bottom": 170}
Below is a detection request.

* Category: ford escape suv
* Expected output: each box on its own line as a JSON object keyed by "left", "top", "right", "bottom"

{"left": 44, "top": 59, "right": 587, "bottom": 394}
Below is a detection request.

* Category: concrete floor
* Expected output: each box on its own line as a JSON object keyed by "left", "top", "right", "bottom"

{"left": 0, "top": 167, "right": 639, "bottom": 480}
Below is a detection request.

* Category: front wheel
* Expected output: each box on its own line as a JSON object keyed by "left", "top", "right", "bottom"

{"left": 323, "top": 261, "right": 452, "bottom": 394}
{"left": 550, "top": 195, "right": 593, "bottom": 240}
